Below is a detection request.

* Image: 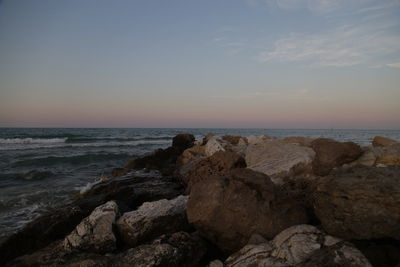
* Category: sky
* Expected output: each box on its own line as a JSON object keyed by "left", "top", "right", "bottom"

{"left": 0, "top": 0, "right": 399, "bottom": 129}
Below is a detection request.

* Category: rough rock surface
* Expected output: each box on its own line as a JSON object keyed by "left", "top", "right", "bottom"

{"left": 246, "top": 135, "right": 273, "bottom": 145}
{"left": 114, "top": 232, "right": 209, "bottom": 267}
{"left": 0, "top": 173, "right": 184, "bottom": 265}
{"left": 204, "top": 136, "right": 229, "bottom": 156}
{"left": 187, "top": 168, "right": 309, "bottom": 252}
{"left": 180, "top": 150, "right": 246, "bottom": 192}
{"left": 111, "top": 167, "right": 129, "bottom": 177}
{"left": 124, "top": 133, "right": 195, "bottom": 175}
{"left": 64, "top": 201, "right": 119, "bottom": 253}
{"left": 245, "top": 140, "right": 315, "bottom": 183}
{"left": 225, "top": 225, "right": 370, "bottom": 267}
{"left": 222, "top": 135, "right": 242, "bottom": 145}
{"left": 350, "top": 147, "right": 376, "bottom": 167}
{"left": 116, "top": 195, "right": 190, "bottom": 247}
{"left": 311, "top": 138, "right": 363, "bottom": 176}
{"left": 282, "top": 136, "right": 315, "bottom": 147}
{"left": 177, "top": 145, "right": 206, "bottom": 165}
{"left": 375, "top": 143, "right": 400, "bottom": 166}
{"left": 313, "top": 166, "right": 400, "bottom": 240}
{"left": 373, "top": 136, "right": 398, "bottom": 147}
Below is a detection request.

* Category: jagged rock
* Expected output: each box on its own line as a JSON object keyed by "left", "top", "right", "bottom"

{"left": 116, "top": 195, "right": 190, "bottom": 247}
{"left": 225, "top": 225, "right": 370, "bottom": 267}
{"left": 114, "top": 232, "right": 209, "bottom": 267}
{"left": 179, "top": 150, "right": 246, "bottom": 193}
{"left": 204, "top": 136, "right": 228, "bottom": 156}
{"left": 0, "top": 174, "right": 184, "bottom": 265}
{"left": 177, "top": 145, "right": 206, "bottom": 165}
{"left": 313, "top": 166, "right": 400, "bottom": 240}
{"left": 350, "top": 147, "right": 376, "bottom": 167}
{"left": 299, "top": 242, "right": 373, "bottom": 267}
{"left": 222, "top": 135, "right": 242, "bottom": 145}
{"left": 375, "top": 143, "right": 400, "bottom": 166}
{"left": 245, "top": 140, "right": 315, "bottom": 184}
{"left": 246, "top": 135, "right": 273, "bottom": 145}
{"left": 111, "top": 167, "right": 129, "bottom": 177}
{"left": 208, "top": 260, "right": 224, "bottom": 267}
{"left": 64, "top": 201, "right": 118, "bottom": 253}
{"left": 373, "top": 136, "right": 398, "bottom": 147}
{"left": 172, "top": 133, "right": 195, "bottom": 150}
{"left": 187, "top": 168, "right": 309, "bottom": 253}
{"left": 202, "top": 133, "right": 215, "bottom": 145}
{"left": 311, "top": 138, "right": 363, "bottom": 176}
{"left": 282, "top": 137, "right": 315, "bottom": 147}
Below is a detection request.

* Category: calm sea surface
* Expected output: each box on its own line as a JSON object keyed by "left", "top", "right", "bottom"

{"left": 1, "top": 128, "right": 399, "bottom": 240}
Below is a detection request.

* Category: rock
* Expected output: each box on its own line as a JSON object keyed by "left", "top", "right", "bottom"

{"left": 202, "top": 133, "right": 215, "bottom": 145}
{"left": 172, "top": 133, "right": 195, "bottom": 150}
{"left": 208, "top": 260, "right": 224, "bottom": 267}
{"left": 313, "top": 166, "right": 400, "bottom": 240}
{"left": 375, "top": 143, "right": 400, "bottom": 166}
{"left": 222, "top": 135, "right": 242, "bottom": 145}
{"left": 116, "top": 195, "right": 190, "bottom": 247}
{"left": 350, "top": 147, "right": 376, "bottom": 167}
{"left": 0, "top": 174, "right": 184, "bottom": 265}
{"left": 180, "top": 151, "right": 246, "bottom": 193}
{"left": 247, "top": 233, "right": 268, "bottom": 245}
{"left": 225, "top": 225, "right": 370, "bottom": 267}
{"left": 124, "top": 133, "right": 195, "bottom": 175}
{"left": 281, "top": 137, "right": 315, "bottom": 147}
{"left": 352, "top": 239, "right": 400, "bottom": 267}
{"left": 246, "top": 135, "right": 272, "bottom": 145}
{"left": 245, "top": 140, "right": 315, "bottom": 184}
{"left": 299, "top": 242, "right": 372, "bottom": 267}
{"left": 114, "top": 232, "right": 209, "bottom": 267}
{"left": 204, "top": 136, "right": 228, "bottom": 156}
{"left": 311, "top": 138, "right": 363, "bottom": 176}
{"left": 177, "top": 145, "right": 206, "bottom": 165}
{"left": 111, "top": 167, "right": 128, "bottom": 177}
{"left": 64, "top": 201, "right": 118, "bottom": 253}
{"left": 187, "top": 168, "right": 309, "bottom": 253}
{"left": 373, "top": 136, "right": 398, "bottom": 147}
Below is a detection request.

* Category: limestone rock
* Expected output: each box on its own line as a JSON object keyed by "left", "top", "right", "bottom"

{"left": 116, "top": 195, "right": 190, "bottom": 247}
{"left": 225, "top": 225, "right": 370, "bottom": 267}
{"left": 114, "top": 232, "right": 208, "bottom": 267}
{"left": 311, "top": 138, "right": 363, "bottom": 176}
{"left": 187, "top": 168, "right": 309, "bottom": 253}
{"left": 177, "top": 145, "right": 206, "bottom": 165}
{"left": 180, "top": 150, "right": 246, "bottom": 192}
{"left": 64, "top": 201, "right": 119, "bottom": 253}
{"left": 202, "top": 133, "right": 215, "bottom": 145}
{"left": 373, "top": 136, "right": 398, "bottom": 147}
{"left": 245, "top": 140, "right": 315, "bottom": 184}
{"left": 313, "top": 166, "right": 400, "bottom": 240}
{"left": 204, "top": 136, "right": 228, "bottom": 156}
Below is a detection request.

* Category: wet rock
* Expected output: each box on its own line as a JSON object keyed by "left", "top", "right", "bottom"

{"left": 180, "top": 150, "right": 246, "bottom": 193}
{"left": 245, "top": 140, "right": 315, "bottom": 184}
{"left": 373, "top": 136, "right": 398, "bottom": 147}
{"left": 111, "top": 167, "right": 128, "bottom": 177}
{"left": 116, "top": 195, "right": 190, "bottom": 247}
{"left": 114, "top": 232, "right": 209, "bottom": 267}
{"left": 225, "top": 225, "right": 370, "bottom": 267}
{"left": 0, "top": 174, "right": 184, "bottom": 265}
{"left": 187, "top": 168, "right": 309, "bottom": 253}
{"left": 311, "top": 138, "right": 363, "bottom": 176}
{"left": 313, "top": 166, "right": 400, "bottom": 240}
{"left": 64, "top": 201, "right": 119, "bottom": 253}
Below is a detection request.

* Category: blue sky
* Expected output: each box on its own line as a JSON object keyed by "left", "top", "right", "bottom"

{"left": 0, "top": 0, "right": 399, "bottom": 128}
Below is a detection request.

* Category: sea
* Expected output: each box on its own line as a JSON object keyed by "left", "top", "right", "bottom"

{"left": 1, "top": 128, "right": 400, "bottom": 241}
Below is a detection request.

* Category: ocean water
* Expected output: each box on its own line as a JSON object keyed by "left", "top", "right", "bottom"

{"left": 1, "top": 128, "right": 399, "bottom": 240}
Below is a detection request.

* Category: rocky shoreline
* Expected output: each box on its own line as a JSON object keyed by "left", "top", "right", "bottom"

{"left": 1, "top": 133, "right": 399, "bottom": 266}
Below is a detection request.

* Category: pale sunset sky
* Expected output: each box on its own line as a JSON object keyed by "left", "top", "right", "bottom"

{"left": 0, "top": 0, "right": 399, "bottom": 128}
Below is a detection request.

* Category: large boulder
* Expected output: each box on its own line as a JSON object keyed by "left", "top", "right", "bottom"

{"left": 311, "top": 138, "right": 363, "bottom": 176}
{"left": 246, "top": 135, "right": 273, "bottom": 145}
{"left": 373, "top": 136, "right": 398, "bottom": 147}
{"left": 281, "top": 136, "right": 315, "bottom": 147}
{"left": 172, "top": 133, "right": 195, "bottom": 150}
{"left": 313, "top": 166, "right": 400, "bottom": 240}
{"left": 222, "top": 135, "right": 242, "bottom": 145}
{"left": 180, "top": 150, "right": 246, "bottom": 192}
{"left": 187, "top": 168, "right": 309, "bottom": 253}
{"left": 64, "top": 201, "right": 119, "bottom": 253}
{"left": 114, "top": 232, "right": 209, "bottom": 267}
{"left": 375, "top": 143, "right": 400, "bottom": 166}
{"left": 204, "top": 136, "right": 229, "bottom": 156}
{"left": 225, "top": 224, "right": 371, "bottom": 267}
{"left": 177, "top": 145, "right": 206, "bottom": 165}
{"left": 116, "top": 195, "right": 190, "bottom": 247}
{"left": 245, "top": 140, "right": 315, "bottom": 184}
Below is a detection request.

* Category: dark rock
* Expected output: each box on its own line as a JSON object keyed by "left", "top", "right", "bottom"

{"left": 111, "top": 167, "right": 128, "bottom": 177}
{"left": 187, "top": 168, "right": 309, "bottom": 253}
{"left": 352, "top": 239, "right": 400, "bottom": 267}
{"left": 313, "top": 166, "right": 400, "bottom": 240}
{"left": 311, "top": 138, "right": 363, "bottom": 176}
{"left": 180, "top": 150, "right": 246, "bottom": 193}
{"left": 0, "top": 174, "right": 184, "bottom": 266}
{"left": 222, "top": 135, "right": 242, "bottom": 145}
{"left": 114, "top": 232, "right": 209, "bottom": 267}
{"left": 172, "top": 133, "right": 195, "bottom": 150}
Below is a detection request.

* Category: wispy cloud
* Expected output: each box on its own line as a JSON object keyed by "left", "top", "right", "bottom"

{"left": 386, "top": 62, "right": 400, "bottom": 68}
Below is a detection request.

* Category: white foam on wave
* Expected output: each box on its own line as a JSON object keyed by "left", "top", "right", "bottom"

{"left": 0, "top": 138, "right": 67, "bottom": 144}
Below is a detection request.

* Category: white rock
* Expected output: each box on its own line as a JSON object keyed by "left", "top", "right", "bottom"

{"left": 64, "top": 200, "right": 119, "bottom": 253}
{"left": 116, "top": 195, "right": 189, "bottom": 246}
{"left": 205, "top": 136, "right": 228, "bottom": 156}
{"left": 245, "top": 141, "right": 315, "bottom": 183}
